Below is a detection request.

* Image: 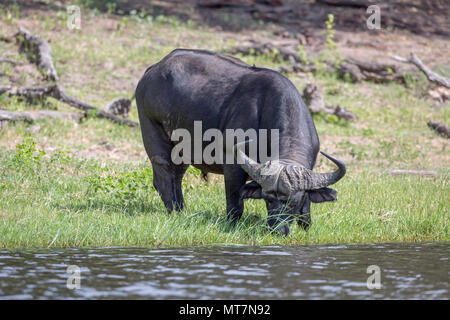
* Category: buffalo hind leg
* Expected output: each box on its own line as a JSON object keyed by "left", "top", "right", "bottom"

{"left": 173, "top": 163, "right": 188, "bottom": 211}
{"left": 151, "top": 156, "right": 188, "bottom": 212}
{"left": 138, "top": 112, "right": 187, "bottom": 213}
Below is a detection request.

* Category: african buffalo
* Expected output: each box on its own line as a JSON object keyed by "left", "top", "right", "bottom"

{"left": 135, "top": 49, "right": 346, "bottom": 235}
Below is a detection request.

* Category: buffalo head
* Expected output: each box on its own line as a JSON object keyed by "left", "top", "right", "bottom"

{"left": 235, "top": 142, "right": 346, "bottom": 235}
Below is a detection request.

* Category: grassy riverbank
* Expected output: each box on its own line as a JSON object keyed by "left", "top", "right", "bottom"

{"left": 0, "top": 2, "right": 448, "bottom": 248}
{"left": 0, "top": 142, "right": 447, "bottom": 248}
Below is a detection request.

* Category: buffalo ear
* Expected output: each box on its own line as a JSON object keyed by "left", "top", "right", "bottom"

{"left": 308, "top": 187, "right": 337, "bottom": 203}
{"left": 240, "top": 181, "right": 263, "bottom": 200}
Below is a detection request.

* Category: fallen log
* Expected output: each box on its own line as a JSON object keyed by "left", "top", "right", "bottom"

{"left": 316, "top": 0, "right": 373, "bottom": 8}
{"left": 338, "top": 58, "right": 405, "bottom": 83}
{"left": 389, "top": 169, "right": 439, "bottom": 178}
{"left": 276, "top": 62, "right": 317, "bottom": 74}
{"left": 302, "top": 83, "right": 356, "bottom": 121}
{"left": 15, "top": 27, "right": 58, "bottom": 81}
{"left": 391, "top": 53, "right": 450, "bottom": 89}
{"left": 346, "top": 58, "right": 397, "bottom": 73}
{"left": 0, "top": 109, "right": 84, "bottom": 123}
{"left": 230, "top": 41, "right": 405, "bottom": 83}
{"left": 336, "top": 61, "right": 364, "bottom": 82}
{"left": 197, "top": 0, "right": 254, "bottom": 8}
{"left": 7, "top": 85, "right": 56, "bottom": 104}
{"left": 197, "top": 0, "right": 284, "bottom": 9}
{"left": 0, "top": 86, "right": 10, "bottom": 95}
{"left": 277, "top": 55, "right": 318, "bottom": 73}
{"left": 1, "top": 84, "right": 138, "bottom": 127}
{"left": 0, "top": 35, "right": 12, "bottom": 43}
{"left": 427, "top": 121, "right": 450, "bottom": 138}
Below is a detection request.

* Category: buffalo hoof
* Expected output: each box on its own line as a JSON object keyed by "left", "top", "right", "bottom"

{"left": 297, "top": 214, "right": 311, "bottom": 231}
{"left": 276, "top": 224, "right": 290, "bottom": 236}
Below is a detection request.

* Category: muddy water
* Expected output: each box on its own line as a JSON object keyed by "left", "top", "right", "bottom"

{"left": 0, "top": 243, "right": 448, "bottom": 299}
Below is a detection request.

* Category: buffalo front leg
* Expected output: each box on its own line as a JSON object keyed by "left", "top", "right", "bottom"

{"left": 224, "top": 165, "right": 248, "bottom": 223}
{"left": 297, "top": 195, "right": 312, "bottom": 230}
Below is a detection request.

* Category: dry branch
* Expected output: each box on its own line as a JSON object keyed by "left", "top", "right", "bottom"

{"left": 0, "top": 109, "right": 84, "bottom": 123}
{"left": 7, "top": 85, "right": 56, "bottom": 104}
{"left": 302, "top": 83, "right": 356, "bottom": 121}
{"left": 52, "top": 87, "right": 138, "bottom": 127}
{"left": 389, "top": 169, "right": 438, "bottom": 178}
{"left": 391, "top": 52, "right": 450, "bottom": 88}
{"left": 0, "top": 57, "right": 21, "bottom": 65}
{"left": 0, "top": 36, "right": 12, "bottom": 43}
{"left": 1, "top": 84, "right": 138, "bottom": 127}
{"left": 427, "top": 121, "right": 450, "bottom": 138}
{"left": 230, "top": 42, "right": 320, "bottom": 74}
{"left": 197, "top": 0, "right": 253, "bottom": 8}
{"left": 197, "top": 0, "right": 284, "bottom": 9}
{"left": 2, "top": 27, "right": 138, "bottom": 128}
{"left": 15, "top": 27, "right": 58, "bottom": 81}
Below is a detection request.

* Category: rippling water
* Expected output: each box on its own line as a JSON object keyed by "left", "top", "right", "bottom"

{"left": 0, "top": 243, "right": 448, "bottom": 299}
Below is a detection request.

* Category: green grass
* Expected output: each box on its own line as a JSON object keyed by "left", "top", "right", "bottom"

{"left": 0, "top": 5, "right": 449, "bottom": 248}
{"left": 0, "top": 141, "right": 448, "bottom": 248}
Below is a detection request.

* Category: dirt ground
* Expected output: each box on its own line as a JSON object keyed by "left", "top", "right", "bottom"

{"left": 0, "top": 0, "right": 448, "bottom": 170}
{"left": 2, "top": 0, "right": 449, "bottom": 83}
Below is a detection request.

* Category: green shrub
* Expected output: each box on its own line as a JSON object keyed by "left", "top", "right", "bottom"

{"left": 87, "top": 167, "right": 154, "bottom": 202}
{"left": 12, "top": 134, "right": 46, "bottom": 172}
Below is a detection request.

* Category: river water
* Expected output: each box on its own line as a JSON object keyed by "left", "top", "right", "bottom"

{"left": 0, "top": 243, "right": 448, "bottom": 299}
